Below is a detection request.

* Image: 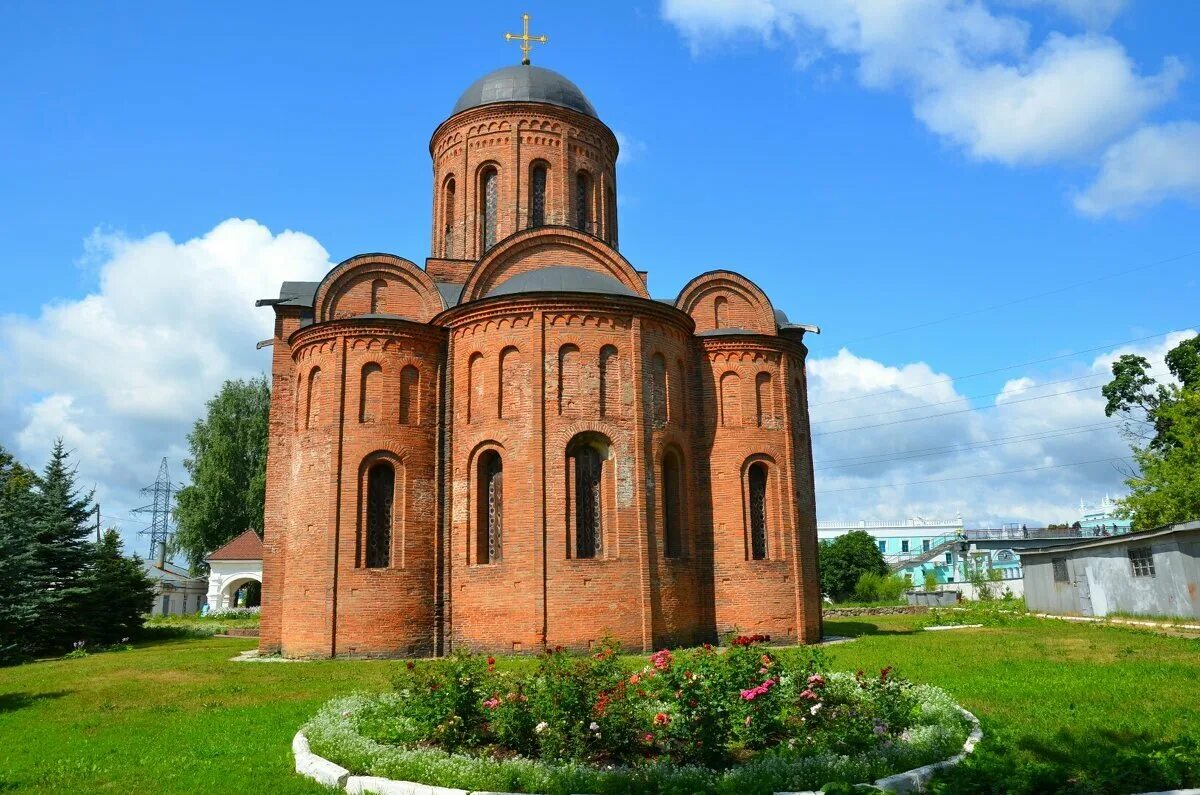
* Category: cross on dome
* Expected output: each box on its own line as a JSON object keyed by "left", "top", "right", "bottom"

{"left": 504, "top": 12, "right": 547, "bottom": 65}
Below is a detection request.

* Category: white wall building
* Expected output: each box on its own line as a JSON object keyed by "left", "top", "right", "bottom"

{"left": 204, "top": 529, "right": 264, "bottom": 610}
{"left": 146, "top": 561, "right": 208, "bottom": 616}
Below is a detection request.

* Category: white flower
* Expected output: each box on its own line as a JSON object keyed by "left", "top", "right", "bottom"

{"left": 810, "top": 703, "right": 822, "bottom": 716}
{"left": 535, "top": 721, "right": 548, "bottom": 734}
{"left": 589, "top": 721, "right": 600, "bottom": 731}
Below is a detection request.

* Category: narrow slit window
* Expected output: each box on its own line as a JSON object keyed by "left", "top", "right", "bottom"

{"left": 476, "top": 452, "right": 503, "bottom": 564}
{"left": 366, "top": 463, "right": 394, "bottom": 568}
{"left": 748, "top": 463, "right": 768, "bottom": 560}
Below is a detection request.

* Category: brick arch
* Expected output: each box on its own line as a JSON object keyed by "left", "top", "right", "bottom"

{"left": 459, "top": 227, "right": 649, "bottom": 302}
{"left": 314, "top": 253, "right": 444, "bottom": 323}
{"left": 675, "top": 270, "right": 777, "bottom": 336}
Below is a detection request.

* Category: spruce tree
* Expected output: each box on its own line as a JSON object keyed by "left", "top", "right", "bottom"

{"left": 31, "top": 440, "right": 96, "bottom": 651}
{"left": 0, "top": 445, "right": 40, "bottom": 663}
{"left": 86, "top": 529, "right": 155, "bottom": 645}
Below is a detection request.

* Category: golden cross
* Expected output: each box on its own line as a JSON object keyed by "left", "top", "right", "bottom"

{"left": 504, "top": 13, "right": 547, "bottom": 65}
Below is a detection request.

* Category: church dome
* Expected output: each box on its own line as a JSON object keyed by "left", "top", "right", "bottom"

{"left": 452, "top": 65, "right": 598, "bottom": 119}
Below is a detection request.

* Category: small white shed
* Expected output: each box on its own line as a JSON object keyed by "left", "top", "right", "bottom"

{"left": 205, "top": 529, "right": 264, "bottom": 610}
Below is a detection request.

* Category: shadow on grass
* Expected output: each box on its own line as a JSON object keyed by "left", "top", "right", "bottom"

{"left": 930, "top": 725, "right": 1200, "bottom": 794}
{"left": 0, "top": 690, "right": 71, "bottom": 715}
{"left": 822, "top": 620, "right": 918, "bottom": 638}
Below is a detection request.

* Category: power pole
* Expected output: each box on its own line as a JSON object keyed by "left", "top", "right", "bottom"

{"left": 134, "top": 458, "right": 173, "bottom": 567}
{"left": 94, "top": 503, "right": 101, "bottom": 543}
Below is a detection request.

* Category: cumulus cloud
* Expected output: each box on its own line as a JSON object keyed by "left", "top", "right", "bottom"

{"left": 0, "top": 218, "right": 332, "bottom": 551}
{"left": 661, "top": 0, "right": 1192, "bottom": 210}
{"left": 1073, "top": 122, "right": 1200, "bottom": 217}
{"left": 807, "top": 331, "right": 1196, "bottom": 526}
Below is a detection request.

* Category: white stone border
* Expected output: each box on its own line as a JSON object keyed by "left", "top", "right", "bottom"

{"left": 293, "top": 707, "right": 982, "bottom": 794}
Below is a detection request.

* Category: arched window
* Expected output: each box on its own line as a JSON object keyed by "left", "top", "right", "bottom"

{"left": 305, "top": 367, "right": 322, "bottom": 428}
{"left": 720, "top": 371, "right": 741, "bottom": 427}
{"left": 360, "top": 363, "right": 382, "bottom": 423}
{"left": 651, "top": 353, "right": 668, "bottom": 426}
{"left": 714, "top": 296, "right": 729, "bottom": 329}
{"left": 467, "top": 352, "right": 484, "bottom": 423}
{"left": 755, "top": 372, "right": 773, "bottom": 427}
{"left": 370, "top": 279, "right": 387, "bottom": 314}
{"left": 530, "top": 163, "right": 547, "bottom": 228}
{"left": 599, "top": 345, "right": 620, "bottom": 418}
{"left": 366, "top": 462, "right": 394, "bottom": 568}
{"left": 443, "top": 177, "right": 456, "bottom": 257}
{"left": 606, "top": 184, "right": 617, "bottom": 247}
{"left": 499, "top": 346, "right": 520, "bottom": 419}
{"left": 476, "top": 451, "right": 503, "bottom": 564}
{"left": 570, "top": 440, "right": 605, "bottom": 558}
{"left": 480, "top": 167, "right": 498, "bottom": 252}
{"left": 399, "top": 365, "right": 419, "bottom": 425}
{"left": 558, "top": 344, "right": 580, "bottom": 415}
{"left": 663, "top": 449, "right": 683, "bottom": 559}
{"left": 748, "top": 463, "right": 768, "bottom": 561}
{"left": 575, "top": 170, "right": 592, "bottom": 233}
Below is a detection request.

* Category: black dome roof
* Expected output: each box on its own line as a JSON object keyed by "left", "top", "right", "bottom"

{"left": 452, "top": 65, "right": 598, "bottom": 118}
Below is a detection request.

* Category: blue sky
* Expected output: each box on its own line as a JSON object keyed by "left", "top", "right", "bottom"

{"left": 1, "top": 1, "right": 1197, "bottom": 556}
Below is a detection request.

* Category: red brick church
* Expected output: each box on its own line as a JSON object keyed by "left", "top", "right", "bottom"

{"left": 257, "top": 53, "right": 822, "bottom": 658}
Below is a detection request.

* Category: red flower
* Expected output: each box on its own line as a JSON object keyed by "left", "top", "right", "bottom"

{"left": 654, "top": 712, "right": 670, "bottom": 726}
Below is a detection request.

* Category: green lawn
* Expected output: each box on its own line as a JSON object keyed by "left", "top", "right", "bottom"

{"left": 0, "top": 616, "right": 1197, "bottom": 794}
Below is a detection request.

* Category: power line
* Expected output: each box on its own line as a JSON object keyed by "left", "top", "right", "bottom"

{"left": 133, "top": 458, "right": 173, "bottom": 564}
{"left": 811, "top": 371, "right": 1108, "bottom": 427}
{"left": 813, "top": 422, "right": 1118, "bottom": 470}
{"left": 809, "top": 326, "right": 1196, "bottom": 409}
{"left": 816, "top": 456, "right": 1131, "bottom": 494}
{"left": 812, "top": 383, "right": 1100, "bottom": 437}
{"left": 840, "top": 250, "right": 1200, "bottom": 343}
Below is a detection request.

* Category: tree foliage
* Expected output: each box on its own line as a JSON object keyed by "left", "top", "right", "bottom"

{"left": 819, "top": 530, "right": 888, "bottom": 602}
{"left": 1103, "top": 334, "right": 1200, "bottom": 529}
{"left": 0, "top": 441, "right": 156, "bottom": 664}
{"left": 173, "top": 376, "right": 270, "bottom": 571}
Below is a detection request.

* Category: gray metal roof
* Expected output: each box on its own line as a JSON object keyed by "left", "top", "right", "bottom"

{"left": 277, "top": 281, "right": 319, "bottom": 307}
{"left": 696, "top": 327, "right": 756, "bottom": 337}
{"left": 436, "top": 282, "right": 464, "bottom": 307}
{"left": 1020, "top": 520, "right": 1200, "bottom": 557}
{"left": 486, "top": 265, "right": 636, "bottom": 298}
{"left": 452, "top": 65, "right": 598, "bottom": 119}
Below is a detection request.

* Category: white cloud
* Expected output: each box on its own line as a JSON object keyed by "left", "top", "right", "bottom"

{"left": 1003, "top": 0, "right": 1128, "bottom": 29}
{"left": 1073, "top": 122, "right": 1200, "bottom": 217}
{"left": 661, "top": 0, "right": 1192, "bottom": 210}
{"left": 614, "top": 130, "right": 648, "bottom": 165}
{"left": 807, "top": 331, "right": 1195, "bottom": 526}
{"left": 0, "top": 218, "right": 332, "bottom": 553}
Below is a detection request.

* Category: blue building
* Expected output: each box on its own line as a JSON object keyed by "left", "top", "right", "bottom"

{"left": 818, "top": 517, "right": 971, "bottom": 585}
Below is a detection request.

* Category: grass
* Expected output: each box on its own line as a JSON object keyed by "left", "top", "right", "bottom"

{"left": 0, "top": 615, "right": 1197, "bottom": 793}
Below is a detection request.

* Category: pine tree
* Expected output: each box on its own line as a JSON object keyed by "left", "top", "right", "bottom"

{"left": 85, "top": 529, "right": 156, "bottom": 645}
{"left": 0, "top": 445, "right": 40, "bottom": 663}
{"left": 30, "top": 440, "right": 97, "bottom": 651}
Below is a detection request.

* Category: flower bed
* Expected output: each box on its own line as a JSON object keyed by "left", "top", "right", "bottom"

{"left": 302, "top": 638, "right": 971, "bottom": 794}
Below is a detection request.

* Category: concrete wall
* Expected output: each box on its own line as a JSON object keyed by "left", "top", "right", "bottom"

{"left": 1025, "top": 528, "right": 1200, "bottom": 619}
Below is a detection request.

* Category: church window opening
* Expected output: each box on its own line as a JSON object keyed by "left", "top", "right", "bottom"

{"left": 606, "top": 184, "right": 617, "bottom": 247}
{"left": 443, "top": 177, "right": 456, "bottom": 257}
{"left": 572, "top": 443, "right": 604, "bottom": 559}
{"left": 370, "top": 279, "right": 387, "bottom": 314}
{"left": 399, "top": 365, "right": 419, "bottom": 425}
{"left": 714, "top": 296, "right": 729, "bottom": 329}
{"left": 530, "top": 164, "right": 547, "bottom": 228}
{"left": 755, "top": 372, "right": 773, "bottom": 427}
{"left": 366, "top": 462, "right": 394, "bottom": 568}
{"left": 305, "top": 367, "right": 322, "bottom": 429}
{"left": 663, "top": 449, "right": 683, "bottom": 559}
{"left": 651, "top": 353, "right": 668, "bottom": 426}
{"left": 476, "top": 451, "right": 503, "bottom": 564}
{"left": 480, "top": 167, "right": 499, "bottom": 252}
{"left": 360, "top": 363, "right": 383, "bottom": 423}
{"left": 558, "top": 344, "right": 580, "bottom": 415}
{"left": 575, "top": 170, "right": 592, "bottom": 233}
{"left": 720, "top": 371, "right": 741, "bottom": 427}
{"left": 748, "top": 462, "right": 768, "bottom": 560}
{"left": 599, "top": 345, "right": 619, "bottom": 418}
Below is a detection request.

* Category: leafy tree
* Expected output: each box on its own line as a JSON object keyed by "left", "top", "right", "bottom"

{"left": 1121, "top": 389, "right": 1200, "bottom": 529}
{"left": 85, "top": 529, "right": 156, "bottom": 645}
{"left": 818, "top": 531, "right": 888, "bottom": 602}
{"left": 30, "top": 440, "right": 97, "bottom": 651}
{"left": 1104, "top": 335, "right": 1200, "bottom": 450}
{"left": 0, "top": 445, "right": 41, "bottom": 663}
{"left": 173, "top": 376, "right": 270, "bottom": 571}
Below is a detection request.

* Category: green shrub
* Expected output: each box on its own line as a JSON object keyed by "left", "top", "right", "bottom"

{"left": 852, "top": 572, "right": 909, "bottom": 603}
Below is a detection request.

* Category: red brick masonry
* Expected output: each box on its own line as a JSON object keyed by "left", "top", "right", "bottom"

{"left": 259, "top": 69, "right": 822, "bottom": 658}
